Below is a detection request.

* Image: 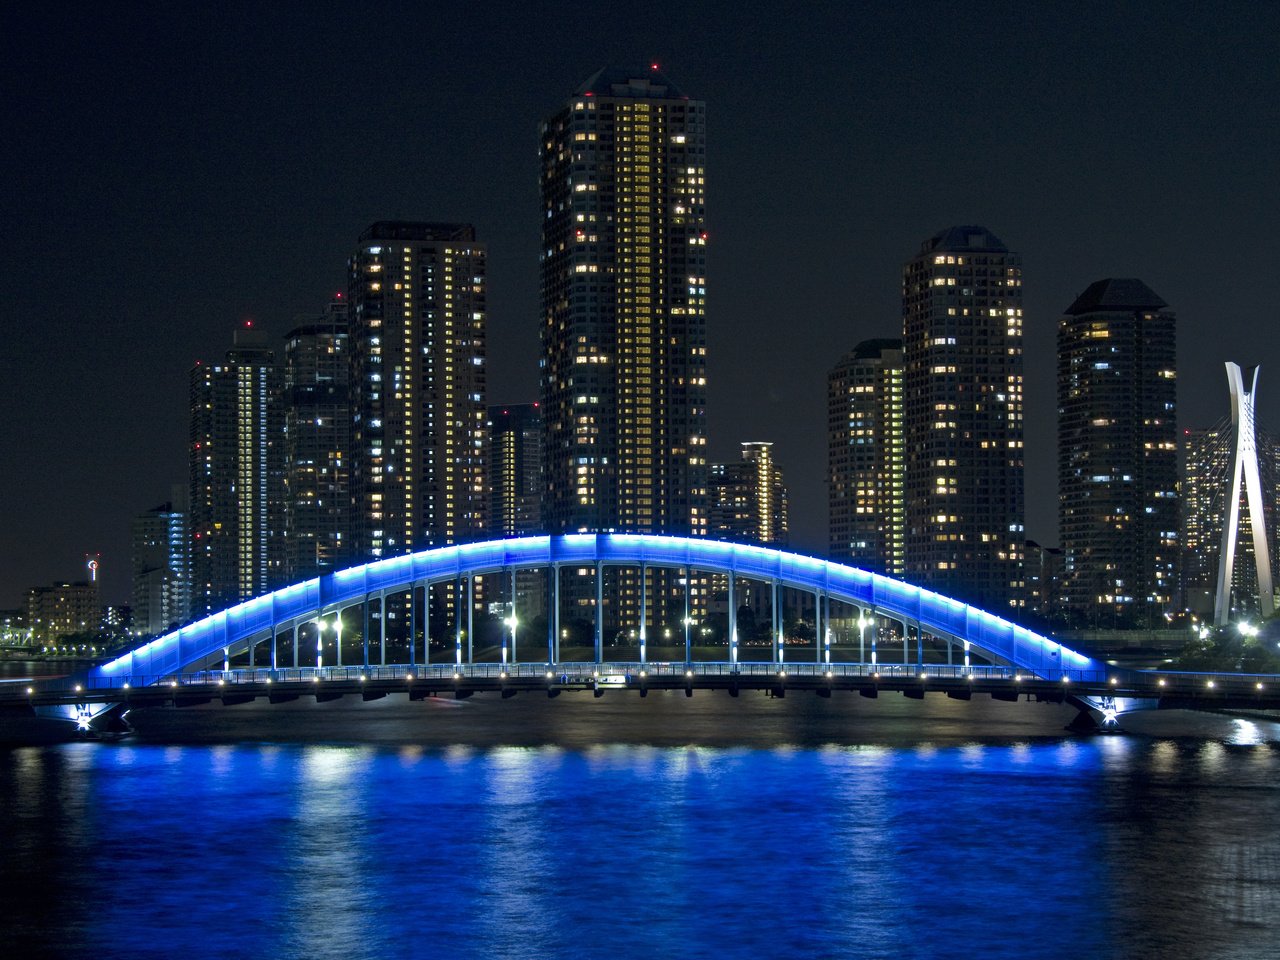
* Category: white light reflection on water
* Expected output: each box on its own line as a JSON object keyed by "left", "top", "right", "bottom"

{"left": 282, "top": 748, "right": 378, "bottom": 958}
{"left": 1228, "top": 718, "right": 1263, "bottom": 746}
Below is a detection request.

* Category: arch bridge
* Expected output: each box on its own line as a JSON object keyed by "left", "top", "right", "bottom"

{"left": 16, "top": 536, "right": 1280, "bottom": 732}
{"left": 96, "top": 534, "right": 1096, "bottom": 681}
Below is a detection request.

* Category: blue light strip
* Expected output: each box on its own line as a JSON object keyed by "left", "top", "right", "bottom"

{"left": 89, "top": 535, "right": 1100, "bottom": 684}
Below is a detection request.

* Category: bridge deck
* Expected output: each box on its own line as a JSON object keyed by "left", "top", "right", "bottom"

{"left": 7, "top": 663, "right": 1280, "bottom": 712}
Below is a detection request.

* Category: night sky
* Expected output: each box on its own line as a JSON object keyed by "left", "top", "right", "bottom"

{"left": 4, "top": 2, "right": 1278, "bottom": 608}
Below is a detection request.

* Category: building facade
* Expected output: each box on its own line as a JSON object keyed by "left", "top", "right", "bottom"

{"left": 26, "top": 581, "right": 100, "bottom": 644}
{"left": 487, "top": 403, "right": 544, "bottom": 539}
{"left": 710, "top": 442, "right": 789, "bottom": 546}
{"left": 189, "top": 325, "right": 285, "bottom": 616}
{"left": 1057, "top": 279, "right": 1178, "bottom": 629}
{"left": 902, "top": 226, "right": 1025, "bottom": 611}
{"left": 1182, "top": 423, "right": 1280, "bottom": 620}
{"left": 349, "top": 222, "right": 487, "bottom": 558}
{"left": 828, "top": 338, "right": 904, "bottom": 574}
{"left": 539, "top": 66, "right": 709, "bottom": 538}
{"left": 131, "top": 490, "right": 189, "bottom": 636}
{"left": 283, "top": 298, "right": 352, "bottom": 579}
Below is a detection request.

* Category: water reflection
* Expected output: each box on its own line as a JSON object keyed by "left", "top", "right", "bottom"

{"left": 2, "top": 711, "right": 1279, "bottom": 959}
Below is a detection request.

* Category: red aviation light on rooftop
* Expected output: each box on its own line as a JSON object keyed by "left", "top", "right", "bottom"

{"left": 651, "top": 62, "right": 660, "bottom": 70}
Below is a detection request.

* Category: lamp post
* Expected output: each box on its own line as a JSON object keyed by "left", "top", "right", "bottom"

{"left": 504, "top": 614, "right": 518, "bottom": 665}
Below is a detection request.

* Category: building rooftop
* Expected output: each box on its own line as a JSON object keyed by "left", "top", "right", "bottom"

{"left": 918, "top": 225, "right": 1008, "bottom": 255}
{"left": 850, "top": 337, "right": 904, "bottom": 360}
{"left": 1064, "top": 278, "right": 1169, "bottom": 315}
{"left": 575, "top": 65, "right": 689, "bottom": 99}
{"left": 359, "top": 222, "right": 476, "bottom": 243}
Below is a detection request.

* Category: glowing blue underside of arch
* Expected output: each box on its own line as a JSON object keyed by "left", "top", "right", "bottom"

{"left": 91, "top": 535, "right": 1097, "bottom": 682}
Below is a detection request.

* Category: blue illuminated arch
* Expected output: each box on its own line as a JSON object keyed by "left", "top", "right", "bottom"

{"left": 91, "top": 535, "right": 1098, "bottom": 683}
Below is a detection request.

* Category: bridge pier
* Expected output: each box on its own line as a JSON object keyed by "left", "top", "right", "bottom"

{"left": 1068, "top": 695, "right": 1161, "bottom": 733}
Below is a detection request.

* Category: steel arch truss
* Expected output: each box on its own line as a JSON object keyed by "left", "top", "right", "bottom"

{"left": 91, "top": 535, "right": 1098, "bottom": 684}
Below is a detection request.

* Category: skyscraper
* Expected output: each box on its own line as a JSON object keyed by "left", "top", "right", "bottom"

{"left": 710, "top": 442, "right": 789, "bottom": 546}
{"left": 540, "top": 66, "right": 709, "bottom": 537}
{"left": 1181, "top": 419, "right": 1280, "bottom": 621}
{"left": 487, "top": 403, "right": 544, "bottom": 539}
{"left": 189, "top": 325, "right": 285, "bottom": 616}
{"left": 1057, "top": 279, "right": 1178, "bottom": 629}
{"left": 283, "top": 297, "right": 351, "bottom": 579}
{"left": 828, "top": 338, "right": 904, "bottom": 574}
{"left": 902, "top": 226, "right": 1024, "bottom": 611}
{"left": 131, "top": 487, "right": 189, "bottom": 635}
{"left": 349, "top": 222, "right": 487, "bottom": 558}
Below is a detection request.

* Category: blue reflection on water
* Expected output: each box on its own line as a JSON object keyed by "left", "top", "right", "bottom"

{"left": 3, "top": 736, "right": 1279, "bottom": 959}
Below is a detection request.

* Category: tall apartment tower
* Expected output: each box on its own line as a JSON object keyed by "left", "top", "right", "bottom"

{"left": 189, "top": 325, "right": 285, "bottom": 616}
{"left": 487, "top": 403, "right": 545, "bottom": 538}
{"left": 1181, "top": 420, "right": 1280, "bottom": 620}
{"left": 349, "top": 222, "right": 487, "bottom": 558}
{"left": 902, "top": 226, "right": 1025, "bottom": 611}
{"left": 828, "top": 338, "right": 905, "bottom": 574}
{"left": 283, "top": 298, "right": 352, "bottom": 579}
{"left": 540, "top": 66, "right": 709, "bottom": 537}
{"left": 1057, "top": 279, "right": 1178, "bottom": 629}
{"left": 131, "top": 487, "right": 189, "bottom": 635}
{"left": 710, "top": 442, "right": 789, "bottom": 546}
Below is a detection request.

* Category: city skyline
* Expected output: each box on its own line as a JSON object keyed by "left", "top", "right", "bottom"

{"left": 4, "top": 3, "right": 1279, "bottom": 607}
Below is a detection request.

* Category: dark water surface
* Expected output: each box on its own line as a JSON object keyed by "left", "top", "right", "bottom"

{"left": 3, "top": 692, "right": 1279, "bottom": 959}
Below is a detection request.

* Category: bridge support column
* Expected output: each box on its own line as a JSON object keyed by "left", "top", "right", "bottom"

{"left": 683, "top": 567, "right": 691, "bottom": 666}
{"left": 815, "top": 590, "right": 823, "bottom": 664}
{"left": 467, "top": 577, "right": 474, "bottom": 665}
{"left": 506, "top": 567, "right": 516, "bottom": 666}
{"left": 640, "top": 563, "right": 647, "bottom": 665}
{"left": 728, "top": 571, "right": 737, "bottom": 665}
{"left": 335, "top": 614, "right": 344, "bottom": 668}
{"left": 422, "top": 586, "right": 430, "bottom": 668}
{"left": 223, "top": 646, "right": 229, "bottom": 673}
{"left": 409, "top": 585, "right": 417, "bottom": 669}
{"left": 379, "top": 593, "right": 387, "bottom": 667}
{"left": 915, "top": 622, "right": 923, "bottom": 668}
{"left": 362, "top": 601, "right": 370, "bottom": 669}
{"left": 773, "top": 580, "right": 783, "bottom": 665}
{"left": 454, "top": 576, "right": 463, "bottom": 666}
{"left": 594, "top": 561, "right": 603, "bottom": 665}
{"left": 549, "top": 565, "right": 559, "bottom": 666}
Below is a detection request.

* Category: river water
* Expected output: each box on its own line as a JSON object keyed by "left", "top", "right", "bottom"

{"left": 3, "top": 691, "right": 1279, "bottom": 959}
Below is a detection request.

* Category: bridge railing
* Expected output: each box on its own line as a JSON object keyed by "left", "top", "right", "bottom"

{"left": 16, "top": 660, "right": 1128, "bottom": 697}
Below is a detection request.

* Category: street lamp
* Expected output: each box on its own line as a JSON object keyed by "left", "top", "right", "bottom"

{"left": 504, "top": 614, "right": 518, "bottom": 665}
